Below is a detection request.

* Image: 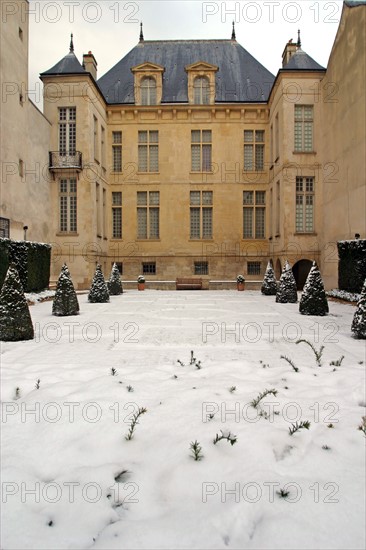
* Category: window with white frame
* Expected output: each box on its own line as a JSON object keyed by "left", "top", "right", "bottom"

{"left": 194, "top": 76, "right": 209, "bottom": 104}
{"left": 296, "top": 177, "right": 314, "bottom": 232}
{"left": 141, "top": 77, "right": 157, "bottom": 105}
{"left": 112, "top": 131, "right": 122, "bottom": 172}
{"left": 138, "top": 131, "right": 158, "bottom": 172}
{"left": 244, "top": 130, "right": 264, "bottom": 170}
{"left": 59, "top": 107, "right": 76, "bottom": 155}
{"left": 294, "top": 105, "right": 313, "bottom": 152}
{"left": 59, "top": 178, "right": 77, "bottom": 232}
{"left": 137, "top": 191, "right": 159, "bottom": 239}
{"left": 243, "top": 190, "right": 265, "bottom": 239}
{"left": 190, "top": 191, "right": 213, "bottom": 239}
{"left": 191, "top": 130, "right": 212, "bottom": 172}
{"left": 112, "top": 192, "right": 122, "bottom": 239}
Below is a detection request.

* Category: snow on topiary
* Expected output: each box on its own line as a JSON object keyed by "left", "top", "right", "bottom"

{"left": 261, "top": 260, "right": 277, "bottom": 295}
{"left": 88, "top": 264, "right": 110, "bottom": 303}
{"left": 351, "top": 278, "right": 366, "bottom": 339}
{"left": 52, "top": 263, "right": 79, "bottom": 316}
{"left": 0, "top": 263, "right": 34, "bottom": 341}
{"left": 299, "top": 261, "right": 329, "bottom": 316}
{"left": 276, "top": 260, "right": 298, "bottom": 303}
{"left": 108, "top": 263, "right": 123, "bottom": 296}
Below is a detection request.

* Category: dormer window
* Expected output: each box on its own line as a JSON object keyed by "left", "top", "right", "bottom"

{"left": 141, "top": 76, "right": 157, "bottom": 105}
{"left": 194, "top": 76, "right": 209, "bottom": 105}
{"left": 185, "top": 62, "right": 218, "bottom": 105}
{"left": 131, "top": 62, "right": 165, "bottom": 106}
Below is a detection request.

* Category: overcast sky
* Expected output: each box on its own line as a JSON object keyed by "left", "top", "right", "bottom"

{"left": 27, "top": 0, "right": 345, "bottom": 106}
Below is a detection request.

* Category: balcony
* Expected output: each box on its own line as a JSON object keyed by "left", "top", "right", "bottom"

{"left": 49, "top": 151, "right": 82, "bottom": 172}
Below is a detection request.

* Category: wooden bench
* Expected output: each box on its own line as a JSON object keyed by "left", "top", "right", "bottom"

{"left": 176, "top": 278, "right": 202, "bottom": 290}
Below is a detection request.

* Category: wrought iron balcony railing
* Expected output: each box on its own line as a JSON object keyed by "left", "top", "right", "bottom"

{"left": 49, "top": 151, "right": 82, "bottom": 171}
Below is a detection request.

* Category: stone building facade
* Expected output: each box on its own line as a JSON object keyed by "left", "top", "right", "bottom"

{"left": 1, "top": 0, "right": 365, "bottom": 290}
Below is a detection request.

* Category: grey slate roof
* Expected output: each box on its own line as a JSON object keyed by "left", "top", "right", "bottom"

{"left": 41, "top": 52, "right": 87, "bottom": 76}
{"left": 97, "top": 40, "right": 275, "bottom": 104}
{"left": 283, "top": 48, "right": 325, "bottom": 71}
{"left": 344, "top": 0, "right": 366, "bottom": 6}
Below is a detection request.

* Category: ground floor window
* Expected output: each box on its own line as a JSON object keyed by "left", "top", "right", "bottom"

{"left": 194, "top": 261, "right": 208, "bottom": 275}
{"left": 0, "top": 217, "right": 10, "bottom": 238}
{"left": 142, "top": 262, "right": 156, "bottom": 275}
{"left": 247, "top": 261, "right": 261, "bottom": 275}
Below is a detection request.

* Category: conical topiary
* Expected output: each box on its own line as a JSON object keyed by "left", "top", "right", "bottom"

{"left": 261, "top": 260, "right": 277, "bottom": 295}
{"left": 299, "top": 261, "right": 329, "bottom": 315}
{"left": 88, "top": 264, "right": 110, "bottom": 303}
{"left": 108, "top": 263, "right": 123, "bottom": 296}
{"left": 52, "top": 263, "right": 80, "bottom": 316}
{"left": 0, "top": 264, "right": 34, "bottom": 341}
{"left": 276, "top": 260, "right": 298, "bottom": 303}
{"left": 351, "top": 278, "right": 366, "bottom": 339}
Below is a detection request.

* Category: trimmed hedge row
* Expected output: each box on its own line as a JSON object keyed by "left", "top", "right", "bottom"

{"left": 338, "top": 239, "right": 366, "bottom": 293}
{"left": 0, "top": 238, "right": 51, "bottom": 292}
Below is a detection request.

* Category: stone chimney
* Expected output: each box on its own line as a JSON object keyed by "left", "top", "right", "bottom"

{"left": 282, "top": 39, "right": 297, "bottom": 67}
{"left": 83, "top": 51, "right": 97, "bottom": 79}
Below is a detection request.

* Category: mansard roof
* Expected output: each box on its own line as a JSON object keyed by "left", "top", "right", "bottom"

{"left": 41, "top": 51, "right": 87, "bottom": 76}
{"left": 97, "top": 39, "right": 275, "bottom": 104}
{"left": 283, "top": 48, "right": 325, "bottom": 71}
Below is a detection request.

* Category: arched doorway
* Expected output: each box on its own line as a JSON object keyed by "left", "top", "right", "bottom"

{"left": 293, "top": 259, "right": 313, "bottom": 290}
{"left": 275, "top": 259, "right": 282, "bottom": 279}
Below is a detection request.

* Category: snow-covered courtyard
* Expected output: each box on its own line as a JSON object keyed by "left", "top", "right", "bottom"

{"left": 1, "top": 290, "right": 365, "bottom": 550}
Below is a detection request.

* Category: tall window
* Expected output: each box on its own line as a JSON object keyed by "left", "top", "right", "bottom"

{"left": 276, "top": 181, "right": 280, "bottom": 235}
{"left": 137, "top": 191, "right": 159, "bottom": 239}
{"left": 294, "top": 105, "right": 313, "bottom": 152}
{"left": 243, "top": 191, "right": 265, "bottom": 239}
{"left": 141, "top": 77, "right": 156, "bottom": 105}
{"left": 59, "top": 107, "right": 76, "bottom": 155}
{"left": 93, "top": 115, "right": 98, "bottom": 160}
{"left": 296, "top": 177, "right": 314, "bottom": 232}
{"left": 112, "top": 192, "right": 122, "bottom": 239}
{"left": 191, "top": 130, "right": 212, "bottom": 172}
{"left": 101, "top": 126, "right": 106, "bottom": 168}
{"left": 138, "top": 131, "right": 158, "bottom": 172}
{"left": 0, "top": 217, "right": 10, "bottom": 238}
{"left": 275, "top": 113, "right": 279, "bottom": 160}
{"left": 190, "top": 191, "right": 213, "bottom": 239}
{"left": 96, "top": 182, "right": 101, "bottom": 236}
{"left": 59, "top": 178, "right": 77, "bottom": 232}
{"left": 112, "top": 131, "right": 122, "bottom": 172}
{"left": 244, "top": 130, "right": 264, "bottom": 170}
{"left": 194, "top": 76, "right": 209, "bottom": 104}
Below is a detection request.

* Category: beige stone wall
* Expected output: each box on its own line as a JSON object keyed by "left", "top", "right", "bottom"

{"left": 0, "top": 0, "right": 52, "bottom": 243}
{"left": 320, "top": 2, "right": 366, "bottom": 289}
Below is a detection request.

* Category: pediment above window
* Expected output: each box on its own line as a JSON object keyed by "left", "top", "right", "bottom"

{"left": 185, "top": 61, "right": 219, "bottom": 73}
{"left": 131, "top": 62, "right": 165, "bottom": 74}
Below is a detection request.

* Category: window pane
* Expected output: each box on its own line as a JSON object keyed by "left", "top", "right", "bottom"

{"left": 191, "top": 145, "right": 200, "bottom": 171}
{"left": 255, "top": 207, "right": 265, "bottom": 239}
{"left": 296, "top": 177, "right": 303, "bottom": 192}
{"left": 202, "top": 145, "right": 211, "bottom": 171}
{"left": 248, "top": 261, "right": 261, "bottom": 275}
{"left": 194, "top": 262, "right": 208, "bottom": 275}
{"left": 244, "top": 130, "right": 253, "bottom": 143}
{"left": 60, "top": 196, "right": 67, "bottom": 232}
{"left": 137, "top": 208, "right": 147, "bottom": 238}
{"left": 305, "top": 199, "right": 314, "bottom": 232}
{"left": 256, "top": 191, "right": 265, "bottom": 205}
{"left": 304, "top": 106, "right": 313, "bottom": 120}
{"left": 138, "top": 145, "right": 147, "bottom": 171}
{"left": 191, "top": 130, "right": 201, "bottom": 143}
{"left": 190, "top": 191, "right": 200, "bottom": 205}
{"left": 112, "top": 192, "right": 122, "bottom": 206}
{"left": 202, "top": 191, "right": 212, "bottom": 205}
{"left": 255, "top": 130, "right": 264, "bottom": 142}
{"left": 304, "top": 122, "right": 313, "bottom": 151}
{"left": 112, "top": 208, "right": 122, "bottom": 238}
{"left": 244, "top": 144, "right": 253, "bottom": 170}
{"left": 113, "top": 146, "right": 122, "bottom": 172}
{"left": 113, "top": 131, "right": 122, "bottom": 144}
{"left": 202, "top": 130, "right": 211, "bottom": 143}
{"left": 138, "top": 131, "right": 147, "bottom": 143}
{"left": 306, "top": 177, "right": 314, "bottom": 192}
{"left": 149, "top": 191, "right": 160, "bottom": 205}
{"left": 190, "top": 208, "right": 200, "bottom": 238}
{"left": 202, "top": 208, "right": 212, "bottom": 238}
{"left": 294, "top": 122, "right": 302, "bottom": 151}
{"left": 243, "top": 208, "right": 253, "bottom": 238}
{"left": 137, "top": 191, "right": 147, "bottom": 206}
{"left": 294, "top": 105, "right": 302, "bottom": 120}
{"left": 149, "top": 145, "right": 159, "bottom": 172}
{"left": 149, "top": 208, "right": 159, "bottom": 238}
{"left": 243, "top": 191, "right": 253, "bottom": 205}
{"left": 255, "top": 144, "right": 264, "bottom": 170}
{"left": 149, "top": 131, "right": 158, "bottom": 143}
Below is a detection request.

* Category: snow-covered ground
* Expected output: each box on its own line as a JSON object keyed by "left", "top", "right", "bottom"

{"left": 1, "top": 290, "right": 365, "bottom": 550}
